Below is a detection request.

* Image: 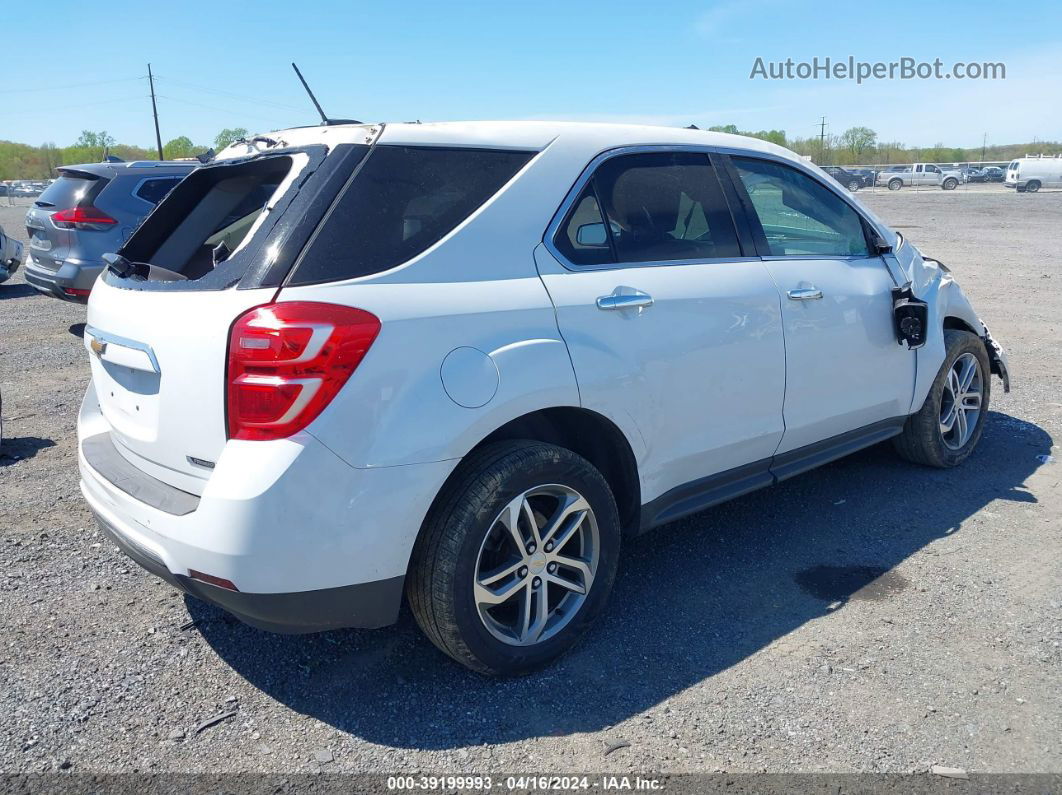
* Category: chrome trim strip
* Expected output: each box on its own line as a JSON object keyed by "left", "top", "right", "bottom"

{"left": 84, "top": 324, "right": 161, "bottom": 374}
{"left": 541, "top": 143, "right": 892, "bottom": 273}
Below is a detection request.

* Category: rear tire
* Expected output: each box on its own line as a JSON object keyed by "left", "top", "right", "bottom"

{"left": 888, "top": 179, "right": 903, "bottom": 191}
{"left": 1026, "top": 180, "right": 1041, "bottom": 193}
{"left": 894, "top": 330, "right": 991, "bottom": 468}
{"left": 408, "top": 440, "right": 621, "bottom": 676}
{"left": 847, "top": 180, "right": 861, "bottom": 191}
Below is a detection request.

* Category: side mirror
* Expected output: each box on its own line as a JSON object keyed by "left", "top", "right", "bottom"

{"left": 576, "top": 222, "right": 608, "bottom": 247}
{"left": 872, "top": 231, "right": 893, "bottom": 255}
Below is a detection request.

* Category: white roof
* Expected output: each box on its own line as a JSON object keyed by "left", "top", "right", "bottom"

{"left": 219, "top": 120, "right": 802, "bottom": 165}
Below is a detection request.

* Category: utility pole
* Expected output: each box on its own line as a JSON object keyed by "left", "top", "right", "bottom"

{"left": 148, "top": 64, "right": 163, "bottom": 160}
{"left": 980, "top": 132, "right": 987, "bottom": 164}
{"left": 818, "top": 116, "right": 828, "bottom": 164}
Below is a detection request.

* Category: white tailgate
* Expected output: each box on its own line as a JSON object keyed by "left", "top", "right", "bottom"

{"left": 85, "top": 277, "right": 275, "bottom": 494}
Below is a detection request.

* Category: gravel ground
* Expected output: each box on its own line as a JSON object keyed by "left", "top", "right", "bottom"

{"left": 0, "top": 187, "right": 1059, "bottom": 776}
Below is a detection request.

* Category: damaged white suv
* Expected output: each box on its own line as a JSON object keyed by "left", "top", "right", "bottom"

{"left": 78, "top": 122, "right": 1009, "bottom": 675}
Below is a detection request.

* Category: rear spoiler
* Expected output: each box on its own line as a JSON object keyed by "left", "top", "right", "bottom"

{"left": 56, "top": 168, "right": 102, "bottom": 181}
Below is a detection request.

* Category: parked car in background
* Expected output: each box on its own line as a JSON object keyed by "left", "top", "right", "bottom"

{"left": 1005, "top": 156, "right": 1062, "bottom": 192}
{"left": 0, "top": 224, "right": 24, "bottom": 283}
{"left": 12, "top": 183, "right": 42, "bottom": 198}
{"left": 967, "top": 167, "right": 1005, "bottom": 183}
{"left": 24, "top": 160, "right": 196, "bottom": 301}
{"left": 820, "top": 166, "right": 865, "bottom": 191}
{"left": 877, "top": 163, "right": 963, "bottom": 190}
{"left": 847, "top": 168, "right": 877, "bottom": 187}
{"left": 78, "top": 121, "right": 1009, "bottom": 675}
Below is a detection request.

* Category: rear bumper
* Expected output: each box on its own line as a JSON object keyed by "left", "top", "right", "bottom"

{"left": 77, "top": 383, "right": 456, "bottom": 633}
{"left": 93, "top": 512, "right": 404, "bottom": 633}
{"left": 23, "top": 256, "right": 102, "bottom": 301}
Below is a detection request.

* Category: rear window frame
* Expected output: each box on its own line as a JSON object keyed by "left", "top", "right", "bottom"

{"left": 101, "top": 143, "right": 344, "bottom": 293}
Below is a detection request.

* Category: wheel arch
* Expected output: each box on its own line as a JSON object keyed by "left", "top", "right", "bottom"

{"left": 943, "top": 315, "right": 979, "bottom": 335}
{"left": 475, "top": 407, "right": 642, "bottom": 536}
{"left": 421, "top": 406, "right": 642, "bottom": 540}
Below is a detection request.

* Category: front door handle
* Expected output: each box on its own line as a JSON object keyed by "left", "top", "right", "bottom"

{"left": 787, "top": 288, "right": 823, "bottom": 301}
{"left": 596, "top": 292, "right": 654, "bottom": 311}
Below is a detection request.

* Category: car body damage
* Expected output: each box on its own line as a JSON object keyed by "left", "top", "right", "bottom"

{"left": 883, "top": 236, "right": 1010, "bottom": 409}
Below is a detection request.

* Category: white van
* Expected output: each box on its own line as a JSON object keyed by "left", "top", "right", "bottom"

{"left": 1005, "top": 155, "right": 1062, "bottom": 192}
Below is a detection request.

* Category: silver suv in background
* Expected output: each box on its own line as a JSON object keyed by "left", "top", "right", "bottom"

{"left": 24, "top": 161, "right": 197, "bottom": 301}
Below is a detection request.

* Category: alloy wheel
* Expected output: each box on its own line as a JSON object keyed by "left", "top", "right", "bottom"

{"left": 474, "top": 484, "right": 599, "bottom": 646}
{"left": 939, "top": 352, "right": 983, "bottom": 450}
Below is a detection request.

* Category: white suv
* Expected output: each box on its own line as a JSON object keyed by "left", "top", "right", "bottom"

{"left": 78, "top": 122, "right": 1010, "bottom": 675}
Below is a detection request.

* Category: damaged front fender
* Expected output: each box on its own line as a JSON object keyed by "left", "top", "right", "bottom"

{"left": 894, "top": 243, "right": 1012, "bottom": 410}
{"left": 981, "top": 323, "right": 1011, "bottom": 393}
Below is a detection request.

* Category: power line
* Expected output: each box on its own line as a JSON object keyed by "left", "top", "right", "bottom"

{"left": 155, "top": 95, "right": 295, "bottom": 126}
{"left": 0, "top": 76, "right": 144, "bottom": 94}
{"left": 13, "top": 94, "right": 150, "bottom": 117}
{"left": 154, "top": 76, "right": 306, "bottom": 112}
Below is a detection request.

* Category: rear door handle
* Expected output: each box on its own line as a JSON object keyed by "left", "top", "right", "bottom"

{"left": 596, "top": 292, "right": 654, "bottom": 311}
{"left": 787, "top": 288, "right": 823, "bottom": 301}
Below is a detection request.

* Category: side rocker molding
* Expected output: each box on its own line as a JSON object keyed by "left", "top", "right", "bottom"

{"left": 639, "top": 416, "right": 907, "bottom": 532}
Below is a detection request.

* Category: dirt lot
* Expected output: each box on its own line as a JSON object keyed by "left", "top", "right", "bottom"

{"left": 0, "top": 188, "right": 1058, "bottom": 776}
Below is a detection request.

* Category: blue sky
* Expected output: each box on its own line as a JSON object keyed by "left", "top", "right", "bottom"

{"left": 3, "top": 0, "right": 1060, "bottom": 149}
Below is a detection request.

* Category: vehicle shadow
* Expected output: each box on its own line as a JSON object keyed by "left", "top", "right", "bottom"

{"left": 0, "top": 436, "right": 57, "bottom": 464}
{"left": 189, "top": 410, "right": 1050, "bottom": 749}
{"left": 0, "top": 284, "right": 38, "bottom": 300}
{"left": 69, "top": 323, "right": 86, "bottom": 338}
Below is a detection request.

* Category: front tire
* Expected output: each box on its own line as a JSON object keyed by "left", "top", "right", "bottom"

{"left": 408, "top": 441, "right": 621, "bottom": 676}
{"left": 847, "top": 179, "right": 861, "bottom": 191}
{"left": 1026, "top": 180, "right": 1041, "bottom": 193}
{"left": 942, "top": 178, "right": 958, "bottom": 190}
{"left": 894, "top": 330, "right": 991, "bottom": 468}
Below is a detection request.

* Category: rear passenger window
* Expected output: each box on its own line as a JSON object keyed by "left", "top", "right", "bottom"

{"left": 135, "top": 177, "right": 183, "bottom": 205}
{"left": 732, "top": 157, "right": 870, "bottom": 257}
{"left": 289, "top": 146, "right": 532, "bottom": 284}
{"left": 553, "top": 184, "right": 613, "bottom": 266}
{"left": 556, "top": 151, "right": 740, "bottom": 266}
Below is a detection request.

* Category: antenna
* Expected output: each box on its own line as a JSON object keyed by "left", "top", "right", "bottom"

{"left": 292, "top": 62, "right": 327, "bottom": 124}
{"left": 291, "top": 63, "right": 362, "bottom": 126}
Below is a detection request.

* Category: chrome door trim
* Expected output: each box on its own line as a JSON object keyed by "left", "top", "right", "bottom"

{"left": 596, "top": 292, "right": 654, "bottom": 311}
{"left": 541, "top": 143, "right": 895, "bottom": 273}
{"left": 786, "top": 288, "right": 824, "bottom": 301}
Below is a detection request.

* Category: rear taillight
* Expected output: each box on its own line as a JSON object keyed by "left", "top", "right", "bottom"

{"left": 226, "top": 302, "right": 381, "bottom": 441}
{"left": 51, "top": 206, "right": 118, "bottom": 231}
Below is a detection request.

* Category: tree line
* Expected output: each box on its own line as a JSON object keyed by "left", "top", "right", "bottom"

{"left": 3, "top": 124, "right": 1061, "bottom": 179}
{"left": 705, "top": 124, "right": 1062, "bottom": 165}
{"left": 0, "top": 128, "right": 249, "bottom": 179}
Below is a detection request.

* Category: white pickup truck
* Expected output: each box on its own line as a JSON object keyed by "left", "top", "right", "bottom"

{"left": 877, "top": 163, "right": 963, "bottom": 191}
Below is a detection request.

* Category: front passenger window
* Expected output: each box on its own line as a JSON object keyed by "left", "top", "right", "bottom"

{"left": 732, "top": 157, "right": 871, "bottom": 257}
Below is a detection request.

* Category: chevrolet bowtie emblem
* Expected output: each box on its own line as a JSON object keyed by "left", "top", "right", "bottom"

{"left": 90, "top": 338, "right": 108, "bottom": 358}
